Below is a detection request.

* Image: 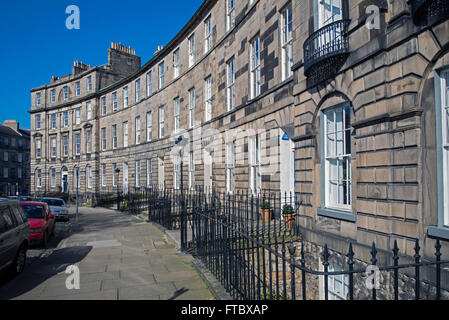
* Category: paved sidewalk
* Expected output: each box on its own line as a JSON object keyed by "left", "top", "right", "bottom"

{"left": 0, "top": 207, "right": 215, "bottom": 300}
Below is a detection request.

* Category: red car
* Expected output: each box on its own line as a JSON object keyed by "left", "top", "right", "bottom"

{"left": 20, "top": 202, "right": 56, "bottom": 247}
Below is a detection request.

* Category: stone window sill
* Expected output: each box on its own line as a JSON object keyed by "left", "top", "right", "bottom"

{"left": 428, "top": 226, "right": 449, "bottom": 241}
{"left": 317, "top": 207, "right": 356, "bottom": 223}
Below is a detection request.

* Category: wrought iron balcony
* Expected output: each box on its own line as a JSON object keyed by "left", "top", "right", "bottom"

{"left": 410, "top": 0, "right": 449, "bottom": 26}
{"left": 303, "top": 19, "right": 351, "bottom": 78}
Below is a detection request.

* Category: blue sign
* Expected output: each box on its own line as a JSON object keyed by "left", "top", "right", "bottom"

{"left": 282, "top": 133, "right": 289, "bottom": 141}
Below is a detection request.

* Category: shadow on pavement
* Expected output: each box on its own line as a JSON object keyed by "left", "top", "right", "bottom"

{"left": 0, "top": 246, "right": 92, "bottom": 300}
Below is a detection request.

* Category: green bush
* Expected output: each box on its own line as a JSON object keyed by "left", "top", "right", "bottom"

{"left": 282, "top": 204, "right": 294, "bottom": 215}
{"left": 260, "top": 201, "right": 271, "bottom": 210}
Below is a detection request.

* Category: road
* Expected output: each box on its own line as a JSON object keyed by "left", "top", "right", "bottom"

{"left": 0, "top": 206, "right": 215, "bottom": 300}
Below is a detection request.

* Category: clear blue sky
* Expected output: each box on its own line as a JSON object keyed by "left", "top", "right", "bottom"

{"left": 0, "top": 0, "right": 204, "bottom": 129}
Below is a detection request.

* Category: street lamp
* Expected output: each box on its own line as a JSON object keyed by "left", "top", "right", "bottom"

{"left": 115, "top": 167, "right": 121, "bottom": 211}
{"left": 175, "top": 135, "right": 187, "bottom": 250}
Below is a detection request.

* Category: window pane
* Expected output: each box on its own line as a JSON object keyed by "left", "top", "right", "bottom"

{"left": 326, "top": 111, "right": 335, "bottom": 134}
{"left": 327, "top": 133, "right": 336, "bottom": 157}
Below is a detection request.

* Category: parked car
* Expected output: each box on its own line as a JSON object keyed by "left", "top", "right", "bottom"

{"left": 18, "top": 196, "right": 33, "bottom": 202}
{"left": 20, "top": 202, "right": 55, "bottom": 247}
{"left": 0, "top": 200, "right": 30, "bottom": 275}
{"left": 39, "top": 198, "right": 69, "bottom": 222}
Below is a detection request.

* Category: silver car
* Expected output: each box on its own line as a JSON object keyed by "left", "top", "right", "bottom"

{"left": 40, "top": 198, "right": 69, "bottom": 222}
{"left": 0, "top": 200, "right": 30, "bottom": 275}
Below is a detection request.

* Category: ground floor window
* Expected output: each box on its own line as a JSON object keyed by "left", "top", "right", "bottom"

{"left": 51, "top": 168, "right": 56, "bottom": 188}
{"left": 323, "top": 105, "right": 352, "bottom": 211}
{"left": 36, "top": 169, "right": 41, "bottom": 188}
{"left": 438, "top": 70, "right": 449, "bottom": 226}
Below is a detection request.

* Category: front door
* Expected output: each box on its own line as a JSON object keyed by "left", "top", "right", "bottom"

{"left": 62, "top": 174, "right": 68, "bottom": 193}
{"left": 123, "top": 162, "right": 129, "bottom": 195}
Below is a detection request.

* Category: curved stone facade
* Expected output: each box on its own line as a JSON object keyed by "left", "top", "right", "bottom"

{"left": 29, "top": 0, "right": 449, "bottom": 286}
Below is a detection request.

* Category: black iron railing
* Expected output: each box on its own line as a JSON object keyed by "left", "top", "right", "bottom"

{"left": 93, "top": 187, "right": 449, "bottom": 300}
{"left": 410, "top": 0, "right": 449, "bottom": 26}
{"left": 303, "top": 19, "right": 351, "bottom": 77}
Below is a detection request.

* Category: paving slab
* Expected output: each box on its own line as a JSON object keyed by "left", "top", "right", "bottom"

{"left": 0, "top": 206, "right": 215, "bottom": 300}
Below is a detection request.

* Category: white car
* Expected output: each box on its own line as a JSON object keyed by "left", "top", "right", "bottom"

{"left": 40, "top": 198, "right": 69, "bottom": 222}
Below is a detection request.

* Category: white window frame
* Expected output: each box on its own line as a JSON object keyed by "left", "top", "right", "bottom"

{"left": 101, "top": 127, "right": 106, "bottom": 151}
{"left": 51, "top": 168, "right": 56, "bottom": 188}
{"left": 63, "top": 135, "right": 69, "bottom": 156}
{"left": 123, "top": 121, "right": 129, "bottom": 148}
{"left": 36, "top": 92, "right": 41, "bottom": 106}
{"left": 36, "top": 169, "right": 41, "bottom": 188}
{"left": 323, "top": 105, "right": 352, "bottom": 211}
{"left": 76, "top": 81, "right": 81, "bottom": 96}
{"left": 159, "top": 62, "right": 165, "bottom": 89}
{"left": 102, "top": 164, "right": 107, "bottom": 187}
{"left": 205, "top": 76, "right": 212, "bottom": 121}
{"left": 250, "top": 36, "right": 261, "bottom": 99}
{"left": 226, "top": 0, "right": 235, "bottom": 31}
{"left": 188, "top": 34, "right": 195, "bottom": 67}
{"left": 3, "top": 151, "right": 8, "bottom": 162}
{"left": 147, "top": 159, "right": 152, "bottom": 187}
{"left": 249, "top": 134, "right": 261, "bottom": 195}
{"left": 147, "top": 111, "right": 153, "bottom": 142}
{"left": 75, "top": 133, "right": 81, "bottom": 156}
{"left": 159, "top": 106, "right": 165, "bottom": 138}
{"left": 189, "top": 151, "right": 195, "bottom": 190}
{"left": 316, "top": 0, "right": 343, "bottom": 30}
{"left": 63, "top": 86, "right": 69, "bottom": 100}
{"left": 18, "top": 153, "right": 22, "bottom": 163}
{"left": 173, "top": 49, "right": 180, "bottom": 79}
{"left": 87, "top": 76, "right": 92, "bottom": 92}
{"left": 36, "top": 114, "right": 41, "bottom": 130}
{"left": 87, "top": 166, "right": 92, "bottom": 189}
{"left": 112, "top": 163, "right": 117, "bottom": 187}
{"left": 437, "top": 70, "right": 449, "bottom": 227}
{"left": 204, "top": 16, "right": 212, "bottom": 54}
{"left": 281, "top": 4, "right": 293, "bottom": 80}
{"left": 327, "top": 263, "right": 349, "bottom": 300}
{"left": 63, "top": 111, "right": 69, "bottom": 127}
{"left": 87, "top": 101, "right": 92, "bottom": 120}
{"left": 135, "top": 79, "right": 141, "bottom": 103}
{"left": 112, "top": 124, "right": 117, "bottom": 149}
{"left": 101, "top": 96, "right": 107, "bottom": 116}
{"left": 174, "top": 153, "right": 181, "bottom": 190}
{"left": 124, "top": 87, "right": 129, "bottom": 108}
{"left": 86, "top": 129, "right": 92, "bottom": 154}
{"left": 147, "top": 71, "right": 152, "bottom": 97}
{"left": 51, "top": 89, "right": 56, "bottom": 103}
{"left": 51, "top": 137, "right": 57, "bottom": 158}
{"left": 227, "top": 58, "right": 235, "bottom": 111}
{"left": 174, "top": 97, "right": 180, "bottom": 133}
{"left": 135, "top": 116, "right": 141, "bottom": 144}
{"left": 226, "top": 141, "right": 235, "bottom": 193}
{"left": 75, "top": 108, "right": 81, "bottom": 124}
{"left": 113, "top": 92, "right": 118, "bottom": 111}
{"left": 189, "top": 88, "right": 195, "bottom": 128}
{"left": 51, "top": 114, "right": 57, "bottom": 129}
{"left": 35, "top": 139, "right": 41, "bottom": 159}
{"left": 136, "top": 160, "right": 141, "bottom": 188}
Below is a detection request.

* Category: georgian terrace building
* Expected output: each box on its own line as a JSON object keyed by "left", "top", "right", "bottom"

{"left": 30, "top": 0, "right": 449, "bottom": 298}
